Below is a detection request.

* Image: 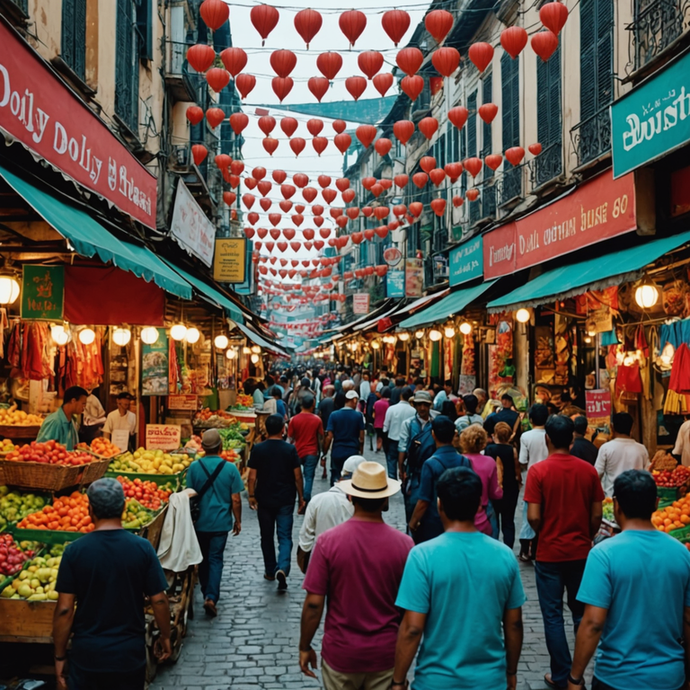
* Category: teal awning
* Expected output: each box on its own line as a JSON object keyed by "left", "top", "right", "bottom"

{"left": 399, "top": 280, "right": 497, "bottom": 329}
{"left": 164, "top": 262, "right": 245, "bottom": 325}
{"left": 487, "top": 230, "right": 690, "bottom": 311}
{"left": 0, "top": 164, "right": 192, "bottom": 300}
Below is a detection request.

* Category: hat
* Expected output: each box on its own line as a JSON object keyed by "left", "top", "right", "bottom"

{"left": 116, "top": 391, "right": 133, "bottom": 400}
{"left": 345, "top": 390, "right": 359, "bottom": 400}
{"left": 342, "top": 455, "right": 366, "bottom": 477}
{"left": 201, "top": 429, "right": 222, "bottom": 451}
{"left": 412, "top": 390, "right": 432, "bottom": 404}
{"left": 340, "top": 461, "right": 401, "bottom": 499}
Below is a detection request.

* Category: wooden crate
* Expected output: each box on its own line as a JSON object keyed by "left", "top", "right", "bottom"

{"left": 0, "top": 425, "right": 41, "bottom": 441}
{"left": 0, "top": 598, "right": 56, "bottom": 643}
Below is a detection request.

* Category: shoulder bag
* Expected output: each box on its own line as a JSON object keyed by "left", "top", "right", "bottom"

{"left": 190, "top": 460, "right": 225, "bottom": 524}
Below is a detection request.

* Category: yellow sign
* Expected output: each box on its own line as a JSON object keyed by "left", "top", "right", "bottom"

{"left": 213, "top": 238, "right": 247, "bottom": 283}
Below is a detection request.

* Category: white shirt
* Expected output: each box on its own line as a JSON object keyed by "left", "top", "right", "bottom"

{"left": 673, "top": 420, "right": 690, "bottom": 467}
{"left": 595, "top": 437, "right": 649, "bottom": 497}
{"left": 359, "top": 379, "right": 371, "bottom": 400}
{"left": 519, "top": 429, "right": 549, "bottom": 469}
{"left": 298, "top": 484, "right": 354, "bottom": 552}
{"left": 102, "top": 409, "right": 137, "bottom": 435}
{"left": 383, "top": 400, "right": 416, "bottom": 440}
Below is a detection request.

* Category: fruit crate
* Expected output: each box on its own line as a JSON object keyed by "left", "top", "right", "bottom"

{"left": 657, "top": 485, "right": 687, "bottom": 503}
{"left": 0, "top": 597, "right": 56, "bottom": 642}
{"left": 670, "top": 524, "right": 690, "bottom": 542}
{"left": 124, "top": 506, "right": 167, "bottom": 550}
{"left": 0, "top": 425, "right": 41, "bottom": 442}
{"left": 9, "top": 524, "right": 84, "bottom": 545}
{"left": 0, "top": 460, "right": 86, "bottom": 492}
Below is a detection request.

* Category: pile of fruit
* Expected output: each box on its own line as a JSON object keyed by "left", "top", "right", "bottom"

{"left": 1, "top": 545, "right": 65, "bottom": 600}
{"left": 218, "top": 425, "right": 247, "bottom": 450}
{"left": 0, "top": 439, "right": 15, "bottom": 454}
{"left": 0, "top": 405, "right": 43, "bottom": 426}
{"left": 602, "top": 497, "right": 614, "bottom": 522}
{"left": 653, "top": 465, "right": 690, "bottom": 487}
{"left": 220, "top": 449, "right": 240, "bottom": 464}
{"left": 0, "top": 533, "right": 34, "bottom": 578}
{"left": 4, "top": 441, "right": 94, "bottom": 466}
{"left": 652, "top": 496, "right": 690, "bottom": 533}
{"left": 115, "top": 476, "right": 172, "bottom": 511}
{"left": 78, "top": 438, "right": 121, "bottom": 458}
{"left": 0, "top": 487, "right": 47, "bottom": 530}
{"left": 17, "top": 492, "right": 94, "bottom": 533}
{"left": 194, "top": 408, "right": 239, "bottom": 429}
{"left": 650, "top": 451, "right": 678, "bottom": 472}
{"left": 232, "top": 394, "right": 255, "bottom": 410}
{"left": 195, "top": 408, "right": 236, "bottom": 422}
{"left": 122, "top": 499, "right": 156, "bottom": 530}
{"left": 110, "top": 448, "right": 191, "bottom": 475}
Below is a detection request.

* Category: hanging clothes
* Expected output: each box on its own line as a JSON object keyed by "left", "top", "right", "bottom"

{"left": 669, "top": 343, "right": 690, "bottom": 394}
{"left": 616, "top": 363, "right": 643, "bottom": 396}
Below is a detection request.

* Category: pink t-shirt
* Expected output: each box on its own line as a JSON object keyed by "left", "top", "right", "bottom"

{"left": 302, "top": 518, "right": 413, "bottom": 673}
{"left": 373, "top": 399, "right": 390, "bottom": 429}
{"left": 465, "top": 453, "right": 503, "bottom": 535}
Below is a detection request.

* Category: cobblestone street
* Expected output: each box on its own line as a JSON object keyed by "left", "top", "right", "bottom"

{"left": 152, "top": 444, "right": 592, "bottom": 690}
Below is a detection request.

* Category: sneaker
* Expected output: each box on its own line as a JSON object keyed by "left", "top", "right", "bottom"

{"left": 203, "top": 599, "right": 218, "bottom": 617}
{"left": 276, "top": 569, "right": 288, "bottom": 591}
{"left": 263, "top": 573, "right": 276, "bottom": 581}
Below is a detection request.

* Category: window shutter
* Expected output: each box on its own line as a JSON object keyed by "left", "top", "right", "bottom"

{"left": 537, "top": 46, "right": 561, "bottom": 147}
{"left": 115, "top": 0, "right": 139, "bottom": 132}
{"left": 596, "top": 0, "right": 614, "bottom": 109}
{"left": 136, "top": 0, "right": 153, "bottom": 61}
{"left": 467, "top": 90, "right": 477, "bottom": 157}
{"left": 61, "top": 0, "right": 87, "bottom": 81}
{"left": 580, "top": 0, "right": 596, "bottom": 121}
{"left": 482, "top": 72, "right": 493, "bottom": 158}
{"left": 501, "top": 54, "right": 520, "bottom": 149}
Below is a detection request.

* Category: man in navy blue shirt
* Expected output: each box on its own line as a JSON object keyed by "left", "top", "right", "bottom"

{"left": 324, "top": 390, "right": 365, "bottom": 484}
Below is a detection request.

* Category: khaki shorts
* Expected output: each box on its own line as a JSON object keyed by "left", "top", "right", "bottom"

{"left": 321, "top": 659, "right": 395, "bottom": 690}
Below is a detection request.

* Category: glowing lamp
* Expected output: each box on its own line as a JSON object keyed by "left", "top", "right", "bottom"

{"left": 141, "top": 327, "right": 159, "bottom": 344}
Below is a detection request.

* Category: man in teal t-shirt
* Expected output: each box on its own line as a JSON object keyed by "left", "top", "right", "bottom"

{"left": 36, "top": 385, "right": 87, "bottom": 450}
{"left": 568, "top": 469, "right": 690, "bottom": 690}
{"left": 393, "top": 466, "right": 525, "bottom": 690}
{"left": 186, "top": 429, "right": 243, "bottom": 618}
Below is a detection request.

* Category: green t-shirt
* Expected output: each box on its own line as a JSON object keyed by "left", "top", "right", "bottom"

{"left": 36, "top": 407, "right": 79, "bottom": 450}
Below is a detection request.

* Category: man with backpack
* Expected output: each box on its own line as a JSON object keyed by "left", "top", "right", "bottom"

{"left": 398, "top": 390, "right": 437, "bottom": 525}
{"left": 186, "top": 429, "right": 244, "bottom": 617}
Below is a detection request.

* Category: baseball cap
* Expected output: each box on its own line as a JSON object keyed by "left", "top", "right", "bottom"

{"left": 345, "top": 390, "right": 359, "bottom": 400}
{"left": 342, "top": 455, "right": 366, "bottom": 477}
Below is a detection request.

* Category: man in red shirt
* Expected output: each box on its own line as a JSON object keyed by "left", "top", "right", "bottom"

{"left": 525, "top": 414, "right": 604, "bottom": 690}
{"left": 288, "top": 394, "right": 324, "bottom": 508}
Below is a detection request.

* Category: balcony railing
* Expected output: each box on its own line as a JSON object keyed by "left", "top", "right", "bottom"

{"left": 632, "top": 0, "right": 690, "bottom": 70}
{"left": 166, "top": 40, "right": 201, "bottom": 103}
{"left": 571, "top": 105, "right": 612, "bottom": 167}
{"left": 497, "top": 165, "right": 522, "bottom": 206}
{"left": 532, "top": 141, "right": 563, "bottom": 189}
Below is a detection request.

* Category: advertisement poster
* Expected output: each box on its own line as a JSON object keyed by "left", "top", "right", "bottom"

{"left": 450, "top": 236, "right": 483, "bottom": 286}
{"left": 213, "top": 238, "right": 247, "bottom": 283}
{"left": 21, "top": 265, "right": 64, "bottom": 320}
{"left": 170, "top": 181, "right": 215, "bottom": 267}
{"left": 145, "top": 424, "right": 181, "bottom": 451}
{"left": 353, "top": 293, "right": 370, "bottom": 314}
{"left": 142, "top": 328, "right": 169, "bottom": 396}
{"left": 405, "top": 258, "right": 424, "bottom": 298}
{"left": 387, "top": 270, "right": 405, "bottom": 297}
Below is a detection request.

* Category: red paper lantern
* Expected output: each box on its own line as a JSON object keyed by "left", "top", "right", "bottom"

{"left": 396, "top": 47, "right": 424, "bottom": 76}
{"left": 430, "top": 198, "right": 446, "bottom": 216}
{"left": 281, "top": 184, "right": 296, "bottom": 199}
{"left": 430, "top": 77, "right": 444, "bottom": 96}
{"left": 393, "top": 120, "right": 415, "bottom": 145}
{"left": 362, "top": 206, "right": 373, "bottom": 217}
{"left": 223, "top": 191, "right": 236, "bottom": 206}
{"left": 336, "top": 216, "right": 348, "bottom": 228}
{"left": 346, "top": 76, "right": 367, "bottom": 101}
{"left": 505, "top": 146, "right": 525, "bottom": 166}
{"left": 478, "top": 103, "right": 498, "bottom": 124}
{"left": 425, "top": 9, "right": 453, "bottom": 43}
{"left": 186, "top": 105, "right": 204, "bottom": 125}
{"left": 244, "top": 178, "right": 257, "bottom": 190}
{"left": 273, "top": 169, "right": 287, "bottom": 183}
{"left": 206, "top": 68, "right": 230, "bottom": 92}
{"left": 420, "top": 156, "right": 436, "bottom": 173}
{"left": 379, "top": 179, "right": 392, "bottom": 191}
{"left": 292, "top": 214, "right": 304, "bottom": 226}
{"left": 358, "top": 51, "right": 384, "bottom": 79}
{"left": 258, "top": 115, "right": 276, "bottom": 136}
{"left": 356, "top": 124, "right": 377, "bottom": 148}
{"left": 244, "top": 227, "right": 256, "bottom": 239}
{"left": 429, "top": 168, "right": 446, "bottom": 186}
{"left": 242, "top": 193, "right": 255, "bottom": 209}
{"left": 334, "top": 133, "right": 352, "bottom": 154}
{"left": 277, "top": 241, "right": 288, "bottom": 253}
{"left": 230, "top": 160, "right": 244, "bottom": 175}
{"left": 363, "top": 229, "right": 375, "bottom": 241}
{"left": 448, "top": 106, "right": 469, "bottom": 130}
{"left": 445, "top": 162, "right": 463, "bottom": 181}
{"left": 270, "top": 50, "right": 297, "bottom": 77}
{"left": 227, "top": 173, "right": 240, "bottom": 188}
{"left": 419, "top": 117, "right": 439, "bottom": 140}
{"left": 351, "top": 231, "right": 364, "bottom": 245}
{"left": 186, "top": 44, "right": 215, "bottom": 72}
{"left": 466, "top": 189, "right": 479, "bottom": 201}
{"left": 347, "top": 207, "right": 360, "bottom": 220}
{"left": 413, "top": 172, "right": 428, "bottom": 188}
{"left": 312, "top": 137, "right": 328, "bottom": 156}
{"left": 303, "top": 228, "right": 315, "bottom": 240}
{"left": 340, "top": 9, "right": 367, "bottom": 47}
{"left": 336, "top": 178, "right": 350, "bottom": 192}
{"left": 214, "top": 154, "right": 231, "bottom": 169}
{"left": 284, "top": 228, "right": 296, "bottom": 241}
{"left": 374, "top": 206, "right": 389, "bottom": 221}
{"left": 529, "top": 143, "right": 543, "bottom": 155}
{"left": 432, "top": 46, "right": 460, "bottom": 77}
{"left": 531, "top": 31, "right": 559, "bottom": 62}
{"left": 270, "top": 228, "right": 281, "bottom": 240}
{"left": 342, "top": 189, "right": 355, "bottom": 203}
{"left": 269, "top": 213, "right": 281, "bottom": 225}
{"left": 452, "top": 196, "right": 464, "bottom": 208}
{"left": 401, "top": 75, "right": 424, "bottom": 101}
{"left": 501, "top": 26, "right": 528, "bottom": 59}
{"left": 317, "top": 175, "right": 330, "bottom": 188}
{"left": 322, "top": 189, "right": 337, "bottom": 204}
{"left": 314, "top": 217, "right": 325, "bottom": 228}
{"left": 307, "top": 119, "right": 323, "bottom": 136}
{"left": 464, "top": 157, "right": 483, "bottom": 177}
{"left": 229, "top": 112, "right": 248, "bottom": 134}
{"left": 375, "top": 226, "right": 389, "bottom": 239}
{"left": 308, "top": 76, "right": 329, "bottom": 102}
{"left": 293, "top": 173, "right": 309, "bottom": 188}
{"left": 540, "top": 2, "right": 569, "bottom": 34}
{"left": 220, "top": 47, "right": 247, "bottom": 77}
{"left": 370, "top": 183, "right": 383, "bottom": 198}
{"left": 281, "top": 117, "right": 298, "bottom": 137}
{"left": 250, "top": 4, "right": 279, "bottom": 45}
{"left": 371, "top": 73, "right": 394, "bottom": 98}
{"left": 362, "top": 177, "right": 376, "bottom": 190}
{"left": 317, "top": 52, "right": 343, "bottom": 80}
{"left": 262, "top": 137, "right": 279, "bottom": 155}
{"left": 381, "top": 9, "right": 410, "bottom": 46}
{"left": 485, "top": 154, "right": 503, "bottom": 170}
{"left": 294, "top": 8, "right": 322, "bottom": 48}
{"left": 374, "top": 138, "right": 392, "bottom": 157}
{"left": 235, "top": 73, "right": 256, "bottom": 99}
{"left": 272, "top": 77, "right": 294, "bottom": 102}
{"left": 333, "top": 119, "right": 346, "bottom": 134}
{"left": 200, "top": 0, "right": 229, "bottom": 31}
{"left": 468, "top": 42, "right": 494, "bottom": 73}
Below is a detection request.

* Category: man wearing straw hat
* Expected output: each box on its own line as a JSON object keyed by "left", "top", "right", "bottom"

{"left": 298, "top": 461, "right": 413, "bottom": 689}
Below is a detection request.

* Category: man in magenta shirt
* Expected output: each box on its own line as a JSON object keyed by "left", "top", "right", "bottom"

{"left": 299, "top": 461, "right": 413, "bottom": 689}
{"left": 287, "top": 395, "right": 324, "bottom": 506}
{"left": 525, "top": 414, "right": 604, "bottom": 690}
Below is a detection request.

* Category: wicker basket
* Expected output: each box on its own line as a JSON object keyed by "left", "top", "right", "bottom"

{"left": 0, "top": 459, "right": 84, "bottom": 492}
{"left": 80, "top": 457, "right": 111, "bottom": 485}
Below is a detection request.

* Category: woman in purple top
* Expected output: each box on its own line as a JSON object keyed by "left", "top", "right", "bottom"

{"left": 372, "top": 388, "right": 391, "bottom": 453}
{"left": 459, "top": 424, "right": 503, "bottom": 535}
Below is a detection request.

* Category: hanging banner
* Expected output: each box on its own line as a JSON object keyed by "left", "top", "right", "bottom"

{"left": 353, "top": 293, "right": 370, "bottom": 314}
{"left": 21, "top": 265, "right": 64, "bottom": 320}
{"left": 586, "top": 389, "right": 612, "bottom": 418}
{"left": 170, "top": 181, "right": 215, "bottom": 267}
{"left": 213, "top": 238, "right": 247, "bottom": 283}
{"left": 405, "top": 258, "right": 424, "bottom": 297}
{"left": 611, "top": 50, "right": 690, "bottom": 178}
{"left": 450, "top": 236, "right": 483, "bottom": 287}
{"left": 141, "top": 328, "right": 169, "bottom": 396}
{"left": 387, "top": 270, "right": 405, "bottom": 297}
{"left": 0, "top": 22, "right": 156, "bottom": 228}
{"left": 483, "top": 170, "right": 636, "bottom": 279}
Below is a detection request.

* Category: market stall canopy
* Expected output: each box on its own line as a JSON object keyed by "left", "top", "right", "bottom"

{"left": 399, "top": 280, "right": 497, "bottom": 329}
{"left": 487, "top": 230, "right": 690, "bottom": 312}
{"left": 0, "top": 164, "right": 191, "bottom": 300}
{"left": 392, "top": 289, "right": 450, "bottom": 320}
{"left": 353, "top": 303, "right": 403, "bottom": 332}
{"left": 329, "top": 299, "right": 397, "bottom": 334}
{"left": 237, "top": 322, "right": 289, "bottom": 357}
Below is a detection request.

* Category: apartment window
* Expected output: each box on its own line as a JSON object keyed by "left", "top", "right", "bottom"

{"left": 481, "top": 72, "right": 493, "bottom": 158}
{"left": 467, "top": 90, "right": 477, "bottom": 157}
{"left": 535, "top": 44, "right": 562, "bottom": 187}
{"left": 501, "top": 54, "right": 520, "bottom": 150}
{"left": 115, "top": 0, "right": 140, "bottom": 133}
{"left": 61, "top": 0, "right": 87, "bottom": 81}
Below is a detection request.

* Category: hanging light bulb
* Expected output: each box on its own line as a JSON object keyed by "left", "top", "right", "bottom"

{"left": 79, "top": 328, "right": 96, "bottom": 345}
{"left": 398, "top": 332, "right": 410, "bottom": 341}
{"left": 351, "top": 341, "right": 358, "bottom": 351}
{"left": 226, "top": 348, "right": 237, "bottom": 359}
{"left": 242, "top": 346, "right": 251, "bottom": 354}
{"left": 112, "top": 327, "right": 132, "bottom": 347}
{"left": 515, "top": 308, "right": 531, "bottom": 323}
{"left": 415, "top": 330, "right": 425, "bottom": 339}
{"left": 429, "top": 329, "right": 442, "bottom": 342}
{"left": 51, "top": 324, "right": 70, "bottom": 346}
{"left": 0, "top": 275, "right": 20, "bottom": 304}
{"left": 459, "top": 322, "right": 472, "bottom": 335}
{"left": 584, "top": 335, "right": 592, "bottom": 344}
{"left": 251, "top": 345, "right": 261, "bottom": 354}
{"left": 444, "top": 326, "right": 456, "bottom": 339}
{"left": 185, "top": 327, "right": 200, "bottom": 344}
{"left": 214, "top": 335, "right": 229, "bottom": 349}
{"left": 140, "top": 327, "right": 159, "bottom": 344}
{"left": 371, "top": 341, "right": 380, "bottom": 349}
{"left": 250, "top": 353, "right": 260, "bottom": 363}
{"left": 170, "top": 323, "right": 187, "bottom": 341}
{"left": 634, "top": 279, "right": 659, "bottom": 309}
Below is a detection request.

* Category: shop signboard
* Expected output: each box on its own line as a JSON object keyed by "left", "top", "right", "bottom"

{"left": 353, "top": 293, "right": 370, "bottom": 314}
{"left": 383, "top": 246, "right": 403, "bottom": 267}
{"left": 145, "top": 424, "right": 181, "bottom": 451}
{"left": 21, "top": 265, "right": 64, "bottom": 320}
{"left": 586, "top": 389, "right": 612, "bottom": 418}
{"left": 170, "top": 181, "right": 215, "bottom": 267}
{"left": 483, "top": 170, "right": 636, "bottom": 279}
{"left": 235, "top": 240, "right": 254, "bottom": 295}
{"left": 168, "top": 394, "right": 197, "bottom": 411}
{"left": 450, "top": 236, "right": 483, "bottom": 287}
{"left": 611, "top": 50, "right": 690, "bottom": 178}
{"left": 213, "top": 238, "right": 246, "bottom": 283}
{"left": 387, "top": 270, "right": 405, "bottom": 297}
{"left": 0, "top": 22, "right": 156, "bottom": 228}
{"left": 141, "top": 328, "right": 169, "bottom": 396}
{"left": 405, "top": 258, "right": 424, "bottom": 297}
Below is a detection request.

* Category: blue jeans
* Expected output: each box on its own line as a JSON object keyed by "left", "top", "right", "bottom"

{"left": 386, "top": 442, "right": 399, "bottom": 479}
{"left": 301, "top": 454, "right": 318, "bottom": 503}
{"left": 330, "top": 452, "right": 351, "bottom": 486}
{"left": 534, "top": 559, "right": 587, "bottom": 687}
{"left": 257, "top": 503, "right": 294, "bottom": 577}
{"left": 196, "top": 531, "right": 229, "bottom": 603}
{"left": 404, "top": 474, "right": 421, "bottom": 525}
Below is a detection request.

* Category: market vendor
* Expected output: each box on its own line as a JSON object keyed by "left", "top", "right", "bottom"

{"left": 102, "top": 391, "right": 137, "bottom": 449}
{"left": 36, "top": 385, "right": 87, "bottom": 451}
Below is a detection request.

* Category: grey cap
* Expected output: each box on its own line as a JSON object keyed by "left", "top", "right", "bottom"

{"left": 412, "top": 390, "right": 433, "bottom": 404}
{"left": 87, "top": 478, "right": 125, "bottom": 519}
{"left": 345, "top": 390, "right": 359, "bottom": 400}
{"left": 202, "top": 429, "right": 222, "bottom": 451}
{"left": 342, "top": 455, "right": 366, "bottom": 477}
